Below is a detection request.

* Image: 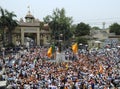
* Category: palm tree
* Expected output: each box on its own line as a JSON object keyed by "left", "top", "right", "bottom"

{"left": 0, "top": 7, "right": 18, "bottom": 46}
{"left": 0, "top": 7, "right": 8, "bottom": 47}
{"left": 5, "top": 10, "right": 18, "bottom": 45}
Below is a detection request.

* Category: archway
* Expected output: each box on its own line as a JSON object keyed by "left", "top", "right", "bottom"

{"left": 24, "top": 33, "right": 36, "bottom": 47}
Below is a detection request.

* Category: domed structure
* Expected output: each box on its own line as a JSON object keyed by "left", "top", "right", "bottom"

{"left": 12, "top": 7, "right": 51, "bottom": 46}
{"left": 25, "top": 11, "right": 34, "bottom": 19}
{"left": 25, "top": 10, "right": 34, "bottom": 23}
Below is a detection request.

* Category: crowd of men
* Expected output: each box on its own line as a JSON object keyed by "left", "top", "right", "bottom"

{"left": 0, "top": 42, "right": 120, "bottom": 89}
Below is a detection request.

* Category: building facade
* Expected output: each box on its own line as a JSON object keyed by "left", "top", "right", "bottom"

{"left": 12, "top": 10, "right": 51, "bottom": 46}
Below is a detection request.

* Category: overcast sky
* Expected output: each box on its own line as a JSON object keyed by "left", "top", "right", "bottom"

{"left": 0, "top": 0, "right": 120, "bottom": 28}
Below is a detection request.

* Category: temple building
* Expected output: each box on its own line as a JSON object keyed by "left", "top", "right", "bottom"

{"left": 12, "top": 10, "right": 51, "bottom": 46}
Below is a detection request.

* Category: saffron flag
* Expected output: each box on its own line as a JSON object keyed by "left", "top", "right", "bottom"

{"left": 72, "top": 43, "right": 78, "bottom": 54}
{"left": 99, "top": 64, "right": 104, "bottom": 74}
{"left": 47, "top": 47, "right": 52, "bottom": 58}
{"left": 65, "top": 63, "right": 69, "bottom": 70}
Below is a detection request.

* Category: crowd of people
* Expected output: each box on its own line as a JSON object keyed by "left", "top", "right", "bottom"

{"left": 0, "top": 43, "right": 120, "bottom": 89}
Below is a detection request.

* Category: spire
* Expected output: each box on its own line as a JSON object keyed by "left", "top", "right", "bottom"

{"left": 27, "top": 5, "right": 31, "bottom": 15}
{"left": 25, "top": 5, "right": 34, "bottom": 21}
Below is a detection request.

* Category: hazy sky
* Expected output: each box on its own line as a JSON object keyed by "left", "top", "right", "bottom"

{"left": 0, "top": 0, "right": 120, "bottom": 28}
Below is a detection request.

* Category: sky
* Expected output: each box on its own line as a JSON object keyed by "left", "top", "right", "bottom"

{"left": 0, "top": 0, "right": 120, "bottom": 28}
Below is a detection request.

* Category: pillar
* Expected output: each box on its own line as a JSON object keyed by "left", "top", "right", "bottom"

{"left": 21, "top": 28, "right": 24, "bottom": 45}
{"left": 37, "top": 28, "right": 40, "bottom": 45}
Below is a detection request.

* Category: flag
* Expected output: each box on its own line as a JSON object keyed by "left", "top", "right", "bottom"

{"left": 65, "top": 63, "right": 69, "bottom": 70}
{"left": 47, "top": 47, "right": 52, "bottom": 58}
{"left": 99, "top": 64, "right": 104, "bottom": 74}
{"left": 72, "top": 43, "right": 78, "bottom": 54}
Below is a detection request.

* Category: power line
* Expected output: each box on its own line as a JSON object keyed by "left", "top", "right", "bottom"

{"left": 76, "top": 17, "right": 120, "bottom": 22}
{"left": 73, "top": 17, "right": 120, "bottom": 28}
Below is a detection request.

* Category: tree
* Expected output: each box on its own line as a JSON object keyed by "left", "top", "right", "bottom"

{"left": 43, "top": 8, "right": 73, "bottom": 46}
{"left": 75, "top": 22, "right": 90, "bottom": 36}
{"left": 0, "top": 7, "right": 18, "bottom": 46}
{"left": 70, "top": 24, "right": 77, "bottom": 34}
{"left": 92, "top": 26, "right": 101, "bottom": 30}
{"left": 109, "top": 23, "right": 120, "bottom": 35}
{"left": 76, "top": 37, "right": 88, "bottom": 44}
{"left": 0, "top": 7, "right": 8, "bottom": 46}
{"left": 5, "top": 10, "right": 18, "bottom": 45}
{"left": 43, "top": 15, "right": 51, "bottom": 24}
{"left": 74, "top": 22, "right": 91, "bottom": 44}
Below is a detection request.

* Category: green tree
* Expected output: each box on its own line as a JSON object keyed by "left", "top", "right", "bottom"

{"left": 109, "top": 23, "right": 120, "bottom": 35}
{"left": 43, "top": 15, "right": 51, "bottom": 24}
{"left": 76, "top": 37, "right": 88, "bottom": 44}
{"left": 74, "top": 22, "right": 91, "bottom": 44}
{"left": 40, "top": 22, "right": 44, "bottom": 30}
{"left": 92, "top": 26, "right": 101, "bottom": 30}
{"left": 70, "top": 24, "right": 77, "bottom": 34}
{"left": 0, "top": 7, "right": 8, "bottom": 46}
{"left": 75, "top": 22, "right": 90, "bottom": 36}
{"left": 43, "top": 8, "right": 73, "bottom": 46}
{"left": 0, "top": 7, "right": 18, "bottom": 46}
{"left": 5, "top": 10, "right": 18, "bottom": 45}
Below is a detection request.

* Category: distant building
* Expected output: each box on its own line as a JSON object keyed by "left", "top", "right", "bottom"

{"left": 89, "top": 28, "right": 120, "bottom": 48}
{"left": 89, "top": 28, "right": 109, "bottom": 48}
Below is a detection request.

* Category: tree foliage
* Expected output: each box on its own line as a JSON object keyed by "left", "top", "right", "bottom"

{"left": 76, "top": 37, "right": 88, "bottom": 45}
{"left": 92, "top": 26, "right": 101, "bottom": 30}
{"left": 0, "top": 7, "right": 18, "bottom": 46}
{"left": 43, "top": 8, "right": 73, "bottom": 45}
{"left": 0, "top": 7, "right": 8, "bottom": 46}
{"left": 74, "top": 22, "right": 91, "bottom": 44}
{"left": 109, "top": 23, "right": 120, "bottom": 35}
{"left": 70, "top": 24, "right": 77, "bottom": 34}
{"left": 75, "top": 22, "right": 90, "bottom": 36}
{"left": 5, "top": 10, "right": 18, "bottom": 44}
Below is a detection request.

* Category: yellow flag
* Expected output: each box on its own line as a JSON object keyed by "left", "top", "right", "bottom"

{"left": 47, "top": 47, "right": 52, "bottom": 58}
{"left": 65, "top": 63, "right": 68, "bottom": 70}
{"left": 99, "top": 64, "right": 104, "bottom": 74}
{"left": 72, "top": 43, "right": 78, "bottom": 53}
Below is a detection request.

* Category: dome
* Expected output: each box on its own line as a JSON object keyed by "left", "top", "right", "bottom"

{"left": 25, "top": 11, "right": 34, "bottom": 19}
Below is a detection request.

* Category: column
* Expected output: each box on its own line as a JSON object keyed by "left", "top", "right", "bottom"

{"left": 21, "top": 28, "right": 24, "bottom": 45}
{"left": 37, "top": 28, "right": 40, "bottom": 45}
